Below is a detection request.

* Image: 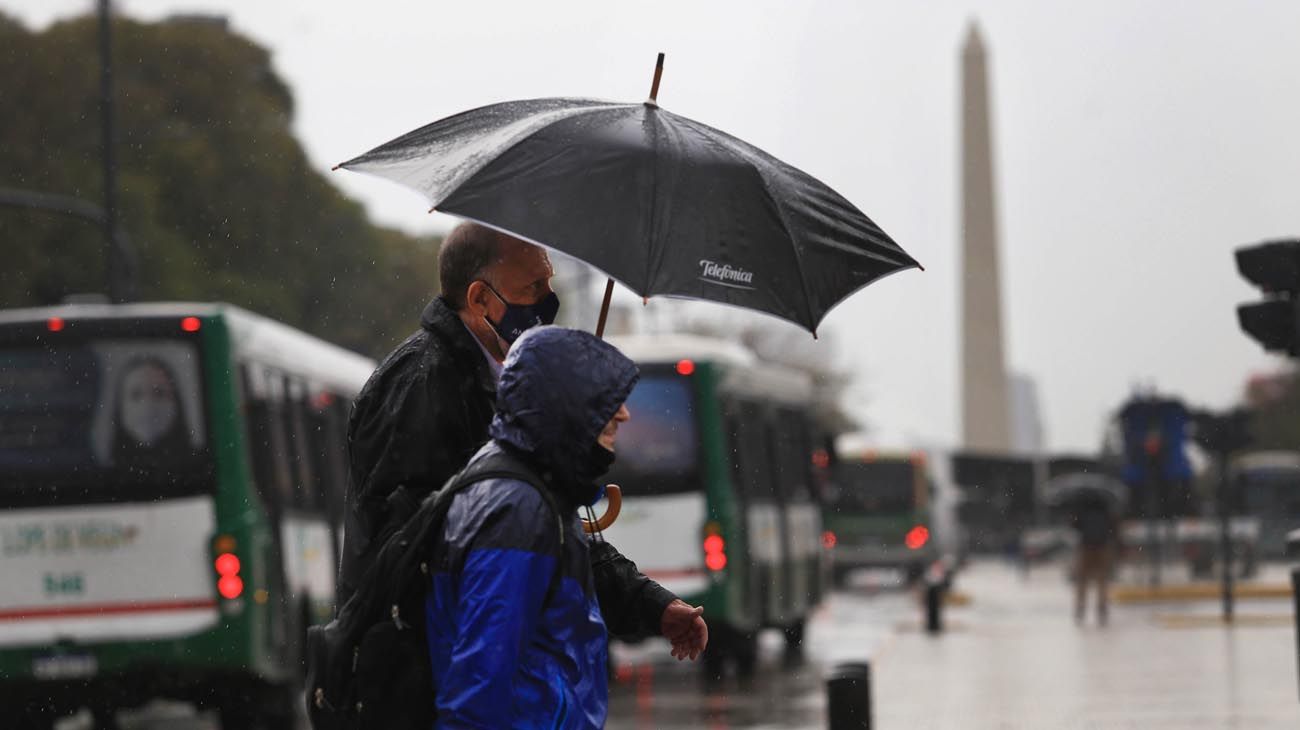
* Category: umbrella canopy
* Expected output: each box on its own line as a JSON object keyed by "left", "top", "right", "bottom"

{"left": 338, "top": 96, "right": 920, "bottom": 333}
{"left": 1044, "top": 472, "right": 1128, "bottom": 510}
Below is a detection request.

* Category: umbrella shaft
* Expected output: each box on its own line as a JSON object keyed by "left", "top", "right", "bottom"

{"left": 595, "top": 278, "right": 616, "bottom": 338}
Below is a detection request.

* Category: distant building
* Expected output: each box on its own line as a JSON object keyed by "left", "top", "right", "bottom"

{"left": 1008, "top": 372, "right": 1044, "bottom": 455}
{"left": 1243, "top": 370, "right": 1292, "bottom": 408}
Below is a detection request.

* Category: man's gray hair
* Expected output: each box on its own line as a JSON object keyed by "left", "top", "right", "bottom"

{"left": 439, "top": 222, "right": 505, "bottom": 310}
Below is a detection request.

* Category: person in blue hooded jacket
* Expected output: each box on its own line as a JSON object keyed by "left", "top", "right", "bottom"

{"left": 424, "top": 326, "right": 706, "bottom": 729}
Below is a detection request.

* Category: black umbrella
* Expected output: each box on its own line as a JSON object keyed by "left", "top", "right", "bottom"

{"left": 337, "top": 55, "right": 920, "bottom": 336}
{"left": 1044, "top": 473, "right": 1128, "bottom": 512}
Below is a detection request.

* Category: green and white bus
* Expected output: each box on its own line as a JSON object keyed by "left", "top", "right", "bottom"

{"left": 0, "top": 302, "right": 373, "bottom": 727}
{"left": 822, "top": 449, "right": 938, "bottom": 585}
{"left": 603, "top": 334, "right": 826, "bottom": 677}
{"left": 1230, "top": 450, "right": 1300, "bottom": 560}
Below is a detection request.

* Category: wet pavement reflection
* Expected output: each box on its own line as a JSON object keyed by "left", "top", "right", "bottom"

{"left": 608, "top": 570, "right": 915, "bottom": 729}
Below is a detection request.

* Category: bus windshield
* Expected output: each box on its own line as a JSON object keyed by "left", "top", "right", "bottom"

{"left": 829, "top": 460, "right": 916, "bottom": 514}
{"left": 604, "top": 374, "right": 699, "bottom": 496}
{"left": 1239, "top": 466, "right": 1300, "bottom": 517}
{"left": 0, "top": 338, "right": 212, "bottom": 501}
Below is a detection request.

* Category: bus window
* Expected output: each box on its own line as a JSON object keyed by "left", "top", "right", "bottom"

{"left": 830, "top": 460, "right": 917, "bottom": 514}
{"left": 1240, "top": 467, "right": 1300, "bottom": 517}
{"left": 306, "top": 390, "right": 350, "bottom": 523}
{"left": 604, "top": 374, "right": 699, "bottom": 496}
{"left": 242, "top": 364, "right": 294, "bottom": 511}
{"left": 284, "top": 379, "right": 318, "bottom": 511}
{"left": 0, "top": 337, "right": 212, "bottom": 505}
{"left": 772, "top": 409, "right": 813, "bottom": 503}
{"left": 725, "top": 400, "right": 778, "bottom": 502}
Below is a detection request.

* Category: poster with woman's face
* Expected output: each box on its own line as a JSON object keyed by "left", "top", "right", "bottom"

{"left": 94, "top": 342, "right": 206, "bottom": 466}
{"left": 0, "top": 339, "right": 206, "bottom": 472}
{"left": 118, "top": 359, "right": 182, "bottom": 448}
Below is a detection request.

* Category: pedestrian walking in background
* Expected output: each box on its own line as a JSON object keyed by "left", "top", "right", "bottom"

{"left": 1070, "top": 498, "right": 1119, "bottom": 626}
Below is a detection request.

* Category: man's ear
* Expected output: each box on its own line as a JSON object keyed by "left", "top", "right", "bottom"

{"left": 464, "top": 280, "right": 490, "bottom": 316}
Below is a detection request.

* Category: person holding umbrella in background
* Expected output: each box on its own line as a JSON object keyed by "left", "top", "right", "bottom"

{"left": 1048, "top": 474, "right": 1126, "bottom": 627}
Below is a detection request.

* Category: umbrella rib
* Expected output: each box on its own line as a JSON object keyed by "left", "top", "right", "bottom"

{"left": 755, "top": 172, "right": 817, "bottom": 333}
{"left": 644, "top": 108, "right": 661, "bottom": 295}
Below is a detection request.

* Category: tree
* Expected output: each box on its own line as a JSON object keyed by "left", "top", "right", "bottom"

{"left": 0, "top": 12, "right": 438, "bottom": 357}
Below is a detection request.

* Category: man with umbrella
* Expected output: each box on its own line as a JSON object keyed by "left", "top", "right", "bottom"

{"left": 337, "top": 56, "right": 920, "bottom": 664}
{"left": 338, "top": 221, "right": 709, "bottom": 658}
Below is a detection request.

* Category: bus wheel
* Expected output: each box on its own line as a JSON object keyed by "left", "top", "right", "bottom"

{"left": 11, "top": 709, "right": 54, "bottom": 730}
{"left": 701, "top": 623, "right": 757, "bottom": 682}
{"left": 219, "top": 701, "right": 257, "bottom": 730}
{"left": 702, "top": 646, "right": 727, "bottom": 684}
{"left": 733, "top": 630, "right": 759, "bottom": 679}
{"left": 782, "top": 620, "right": 805, "bottom": 667}
{"left": 219, "top": 684, "right": 296, "bottom": 730}
{"left": 904, "top": 562, "right": 925, "bottom": 586}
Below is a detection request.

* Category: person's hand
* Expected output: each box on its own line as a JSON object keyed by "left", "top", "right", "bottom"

{"left": 660, "top": 599, "right": 708, "bottom": 661}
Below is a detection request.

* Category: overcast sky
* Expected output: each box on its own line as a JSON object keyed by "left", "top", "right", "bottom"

{"left": 9, "top": 0, "right": 1300, "bottom": 453}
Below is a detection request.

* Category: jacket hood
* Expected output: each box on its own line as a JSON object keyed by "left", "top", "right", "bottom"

{"left": 489, "top": 327, "right": 638, "bottom": 499}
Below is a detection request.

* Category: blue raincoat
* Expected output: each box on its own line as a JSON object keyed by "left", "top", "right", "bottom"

{"left": 424, "top": 326, "right": 638, "bottom": 729}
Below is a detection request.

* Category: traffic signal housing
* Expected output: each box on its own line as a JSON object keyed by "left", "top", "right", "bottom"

{"left": 1118, "top": 396, "right": 1193, "bottom": 518}
{"left": 1235, "top": 239, "right": 1300, "bottom": 355}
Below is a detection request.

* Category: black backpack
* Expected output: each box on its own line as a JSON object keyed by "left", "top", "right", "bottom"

{"left": 305, "top": 449, "right": 563, "bottom": 730}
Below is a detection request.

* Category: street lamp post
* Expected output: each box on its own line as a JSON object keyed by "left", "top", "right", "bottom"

{"left": 98, "top": 0, "right": 131, "bottom": 302}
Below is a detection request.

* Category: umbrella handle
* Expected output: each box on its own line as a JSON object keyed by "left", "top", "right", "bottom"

{"left": 582, "top": 485, "right": 622, "bottom": 534}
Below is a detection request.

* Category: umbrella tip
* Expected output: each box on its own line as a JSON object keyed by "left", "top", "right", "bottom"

{"left": 812, "top": 329, "right": 819, "bottom": 341}
{"left": 428, "top": 207, "right": 437, "bottom": 214}
{"left": 331, "top": 163, "right": 341, "bottom": 171}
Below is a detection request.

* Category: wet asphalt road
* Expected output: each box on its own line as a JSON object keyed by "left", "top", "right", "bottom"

{"left": 47, "top": 572, "right": 916, "bottom": 730}
{"left": 607, "top": 572, "right": 916, "bottom": 730}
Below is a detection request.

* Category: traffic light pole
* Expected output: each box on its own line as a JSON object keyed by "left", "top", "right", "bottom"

{"left": 1217, "top": 451, "right": 1234, "bottom": 622}
{"left": 98, "top": 0, "right": 132, "bottom": 303}
{"left": 1145, "top": 451, "right": 1163, "bottom": 588}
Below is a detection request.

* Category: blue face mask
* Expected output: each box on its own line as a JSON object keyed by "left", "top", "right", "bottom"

{"left": 481, "top": 282, "right": 560, "bottom": 344}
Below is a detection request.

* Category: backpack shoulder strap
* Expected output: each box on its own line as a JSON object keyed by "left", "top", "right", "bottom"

{"left": 444, "top": 450, "right": 563, "bottom": 544}
{"left": 434, "top": 448, "right": 568, "bottom": 602}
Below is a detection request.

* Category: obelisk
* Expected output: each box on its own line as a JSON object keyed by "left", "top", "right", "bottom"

{"left": 960, "top": 22, "right": 1012, "bottom": 452}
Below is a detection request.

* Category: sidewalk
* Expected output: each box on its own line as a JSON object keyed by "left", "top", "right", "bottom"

{"left": 871, "top": 561, "right": 1300, "bottom": 729}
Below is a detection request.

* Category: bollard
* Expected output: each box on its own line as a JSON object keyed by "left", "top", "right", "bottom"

{"left": 925, "top": 579, "right": 944, "bottom": 634}
{"left": 826, "top": 662, "right": 872, "bottom": 730}
{"left": 1293, "top": 567, "right": 1300, "bottom": 703}
{"left": 1289, "top": 529, "right": 1300, "bottom": 702}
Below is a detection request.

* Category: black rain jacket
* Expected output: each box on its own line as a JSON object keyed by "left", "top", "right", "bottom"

{"left": 338, "top": 296, "right": 675, "bottom": 639}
